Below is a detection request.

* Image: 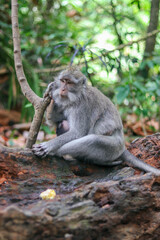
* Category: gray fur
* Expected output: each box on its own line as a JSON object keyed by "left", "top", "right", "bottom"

{"left": 32, "top": 67, "right": 160, "bottom": 176}
{"left": 121, "top": 150, "right": 160, "bottom": 176}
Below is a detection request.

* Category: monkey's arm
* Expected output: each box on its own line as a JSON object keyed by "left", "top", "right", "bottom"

{"left": 32, "top": 107, "right": 88, "bottom": 158}
{"left": 32, "top": 129, "right": 85, "bottom": 158}
{"left": 121, "top": 150, "right": 160, "bottom": 176}
{"left": 45, "top": 99, "right": 55, "bottom": 127}
{"left": 43, "top": 81, "right": 57, "bottom": 127}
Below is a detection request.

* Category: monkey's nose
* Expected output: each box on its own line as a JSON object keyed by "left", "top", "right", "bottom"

{"left": 60, "top": 89, "right": 68, "bottom": 96}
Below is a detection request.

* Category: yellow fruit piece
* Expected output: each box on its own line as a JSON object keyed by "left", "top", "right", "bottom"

{"left": 40, "top": 189, "right": 56, "bottom": 200}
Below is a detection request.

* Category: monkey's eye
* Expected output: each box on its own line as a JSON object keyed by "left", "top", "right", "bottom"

{"left": 67, "top": 81, "right": 73, "bottom": 85}
{"left": 60, "top": 79, "right": 65, "bottom": 83}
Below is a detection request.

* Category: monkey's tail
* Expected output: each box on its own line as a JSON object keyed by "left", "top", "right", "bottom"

{"left": 121, "top": 149, "right": 160, "bottom": 176}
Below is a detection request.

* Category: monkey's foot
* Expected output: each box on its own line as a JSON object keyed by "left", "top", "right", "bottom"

{"left": 32, "top": 143, "right": 50, "bottom": 158}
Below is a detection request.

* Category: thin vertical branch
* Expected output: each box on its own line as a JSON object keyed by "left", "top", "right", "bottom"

{"left": 11, "top": 0, "right": 50, "bottom": 148}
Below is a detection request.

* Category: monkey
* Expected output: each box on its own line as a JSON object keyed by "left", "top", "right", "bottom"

{"left": 56, "top": 120, "right": 69, "bottom": 136}
{"left": 45, "top": 99, "right": 69, "bottom": 136}
{"left": 32, "top": 66, "right": 160, "bottom": 176}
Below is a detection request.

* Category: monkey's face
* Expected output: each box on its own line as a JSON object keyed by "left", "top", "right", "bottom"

{"left": 52, "top": 68, "right": 87, "bottom": 106}
{"left": 59, "top": 78, "right": 75, "bottom": 97}
{"left": 52, "top": 77, "right": 80, "bottom": 106}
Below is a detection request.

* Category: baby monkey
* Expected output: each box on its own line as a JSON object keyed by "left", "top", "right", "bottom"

{"left": 32, "top": 66, "right": 160, "bottom": 176}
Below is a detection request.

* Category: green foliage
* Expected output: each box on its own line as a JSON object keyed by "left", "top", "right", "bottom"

{"left": 0, "top": 1, "right": 41, "bottom": 120}
{"left": 116, "top": 85, "right": 130, "bottom": 104}
{"left": 41, "top": 125, "right": 54, "bottom": 134}
{"left": 115, "top": 60, "right": 160, "bottom": 119}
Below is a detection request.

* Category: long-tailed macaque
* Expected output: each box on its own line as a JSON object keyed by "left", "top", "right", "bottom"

{"left": 32, "top": 66, "right": 160, "bottom": 176}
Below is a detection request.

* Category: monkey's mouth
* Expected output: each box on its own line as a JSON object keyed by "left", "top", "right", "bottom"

{"left": 60, "top": 94, "right": 68, "bottom": 98}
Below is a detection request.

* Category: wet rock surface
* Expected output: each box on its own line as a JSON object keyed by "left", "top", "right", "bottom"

{"left": 0, "top": 133, "right": 160, "bottom": 240}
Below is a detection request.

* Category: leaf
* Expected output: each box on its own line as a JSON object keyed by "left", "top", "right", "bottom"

{"left": 153, "top": 56, "right": 160, "bottom": 65}
{"left": 41, "top": 125, "right": 52, "bottom": 134}
{"left": 156, "top": 89, "right": 160, "bottom": 97}
{"left": 147, "top": 60, "right": 154, "bottom": 69}
{"left": 139, "top": 61, "right": 147, "bottom": 70}
{"left": 146, "top": 82, "right": 157, "bottom": 91}
{"left": 133, "top": 81, "right": 146, "bottom": 92}
{"left": 24, "top": 103, "right": 32, "bottom": 108}
{"left": 116, "top": 86, "right": 130, "bottom": 104}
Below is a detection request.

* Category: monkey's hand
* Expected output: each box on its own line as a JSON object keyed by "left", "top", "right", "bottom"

{"left": 32, "top": 142, "right": 53, "bottom": 158}
{"left": 43, "top": 82, "right": 55, "bottom": 98}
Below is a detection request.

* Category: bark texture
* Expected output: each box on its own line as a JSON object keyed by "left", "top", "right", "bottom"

{"left": 139, "top": 0, "right": 160, "bottom": 77}
{"left": 0, "top": 133, "right": 160, "bottom": 239}
{"left": 11, "top": 0, "right": 50, "bottom": 148}
{"left": 0, "top": 173, "right": 160, "bottom": 240}
{"left": 144, "top": 0, "right": 160, "bottom": 56}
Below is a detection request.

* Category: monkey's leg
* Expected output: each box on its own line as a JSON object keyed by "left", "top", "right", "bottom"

{"left": 56, "top": 134, "right": 125, "bottom": 166}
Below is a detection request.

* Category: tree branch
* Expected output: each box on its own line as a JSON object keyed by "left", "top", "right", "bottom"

{"left": 110, "top": 0, "right": 123, "bottom": 45}
{"left": 144, "top": 0, "right": 160, "bottom": 55}
{"left": 11, "top": 0, "right": 51, "bottom": 148}
{"left": 11, "top": 0, "right": 41, "bottom": 106}
{"left": 34, "top": 29, "right": 160, "bottom": 75}
{"left": 102, "top": 29, "right": 160, "bottom": 55}
{"left": 138, "top": 0, "right": 160, "bottom": 78}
